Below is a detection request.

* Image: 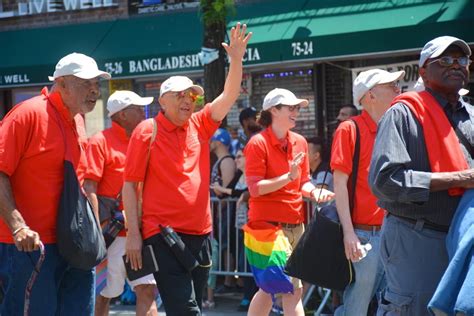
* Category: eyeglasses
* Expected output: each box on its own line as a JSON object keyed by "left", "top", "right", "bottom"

{"left": 426, "top": 56, "right": 471, "bottom": 68}
{"left": 283, "top": 104, "right": 301, "bottom": 112}
{"left": 168, "top": 90, "right": 201, "bottom": 103}
{"left": 377, "top": 81, "right": 400, "bottom": 89}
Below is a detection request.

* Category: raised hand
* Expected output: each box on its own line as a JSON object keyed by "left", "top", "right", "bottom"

{"left": 222, "top": 22, "right": 252, "bottom": 62}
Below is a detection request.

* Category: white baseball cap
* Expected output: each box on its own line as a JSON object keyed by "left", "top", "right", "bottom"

{"left": 159, "top": 76, "right": 204, "bottom": 98}
{"left": 419, "top": 36, "right": 471, "bottom": 67}
{"left": 48, "top": 52, "right": 111, "bottom": 81}
{"left": 262, "top": 88, "right": 309, "bottom": 111}
{"left": 107, "top": 90, "right": 153, "bottom": 118}
{"left": 353, "top": 69, "right": 405, "bottom": 106}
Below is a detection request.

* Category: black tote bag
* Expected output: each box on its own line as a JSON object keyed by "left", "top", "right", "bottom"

{"left": 56, "top": 160, "right": 107, "bottom": 270}
{"left": 285, "top": 209, "right": 354, "bottom": 291}
{"left": 285, "top": 120, "right": 360, "bottom": 291}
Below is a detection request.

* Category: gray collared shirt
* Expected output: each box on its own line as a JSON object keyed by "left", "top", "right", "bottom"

{"left": 369, "top": 89, "right": 474, "bottom": 226}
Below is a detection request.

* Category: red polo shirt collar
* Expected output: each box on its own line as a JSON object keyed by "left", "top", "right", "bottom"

{"left": 41, "top": 87, "right": 75, "bottom": 127}
{"left": 267, "top": 126, "right": 297, "bottom": 149}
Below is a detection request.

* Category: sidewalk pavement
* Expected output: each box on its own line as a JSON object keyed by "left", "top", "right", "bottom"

{"left": 109, "top": 292, "right": 247, "bottom": 316}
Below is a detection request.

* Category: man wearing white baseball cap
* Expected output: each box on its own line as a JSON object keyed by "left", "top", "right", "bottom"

{"left": 369, "top": 36, "right": 474, "bottom": 315}
{"left": 331, "top": 68, "right": 404, "bottom": 316}
{"left": 83, "top": 90, "right": 157, "bottom": 316}
{"left": 0, "top": 52, "right": 110, "bottom": 315}
{"left": 122, "top": 22, "right": 252, "bottom": 315}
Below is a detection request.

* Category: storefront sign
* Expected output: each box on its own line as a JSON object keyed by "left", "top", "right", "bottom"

{"left": 1, "top": 73, "right": 30, "bottom": 84}
{"left": 0, "top": 0, "right": 118, "bottom": 19}
{"left": 0, "top": 46, "right": 269, "bottom": 87}
{"left": 351, "top": 61, "right": 420, "bottom": 93}
{"left": 0, "top": 64, "right": 51, "bottom": 87}
{"left": 128, "top": 0, "right": 199, "bottom": 15}
{"left": 101, "top": 47, "right": 264, "bottom": 77}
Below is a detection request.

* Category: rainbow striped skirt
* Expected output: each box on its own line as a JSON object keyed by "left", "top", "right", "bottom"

{"left": 243, "top": 221, "right": 293, "bottom": 295}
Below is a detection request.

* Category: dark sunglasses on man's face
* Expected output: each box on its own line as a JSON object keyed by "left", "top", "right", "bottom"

{"left": 426, "top": 56, "right": 472, "bottom": 68}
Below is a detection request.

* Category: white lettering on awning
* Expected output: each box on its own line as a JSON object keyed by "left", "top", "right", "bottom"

{"left": 128, "top": 53, "right": 203, "bottom": 74}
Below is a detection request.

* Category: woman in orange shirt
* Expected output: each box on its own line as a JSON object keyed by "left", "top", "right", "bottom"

{"left": 244, "top": 88, "right": 334, "bottom": 316}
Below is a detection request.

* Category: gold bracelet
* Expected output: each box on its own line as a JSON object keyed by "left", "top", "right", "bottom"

{"left": 12, "top": 226, "right": 29, "bottom": 236}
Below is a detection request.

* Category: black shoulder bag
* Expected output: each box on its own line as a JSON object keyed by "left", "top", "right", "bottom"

{"left": 285, "top": 120, "right": 360, "bottom": 291}
{"left": 52, "top": 108, "right": 106, "bottom": 270}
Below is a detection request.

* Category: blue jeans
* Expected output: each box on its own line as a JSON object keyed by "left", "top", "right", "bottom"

{"left": 0, "top": 243, "right": 95, "bottom": 316}
{"left": 335, "top": 228, "right": 385, "bottom": 316}
{"left": 377, "top": 214, "right": 448, "bottom": 316}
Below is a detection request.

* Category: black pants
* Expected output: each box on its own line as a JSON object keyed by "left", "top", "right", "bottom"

{"left": 144, "top": 232, "right": 211, "bottom": 316}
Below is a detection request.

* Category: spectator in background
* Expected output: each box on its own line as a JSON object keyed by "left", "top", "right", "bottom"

{"left": 307, "top": 136, "right": 333, "bottom": 191}
{"left": 336, "top": 104, "right": 359, "bottom": 125}
{"left": 210, "top": 148, "right": 258, "bottom": 311}
{"left": 0, "top": 52, "right": 110, "bottom": 315}
{"left": 229, "top": 127, "right": 240, "bottom": 156}
{"left": 208, "top": 127, "right": 237, "bottom": 308}
{"left": 238, "top": 106, "right": 259, "bottom": 148}
{"left": 328, "top": 104, "right": 359, "bottom": 151}
{"left": 211, "top": 128, "right": 236, "bottom": 195}
{"left": 331, "top": 68, "right": 405, "bottom": 316}
{"left": 83, "top": 91, "right": 158, "bottom": 316}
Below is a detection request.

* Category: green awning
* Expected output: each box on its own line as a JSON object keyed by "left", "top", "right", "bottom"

{"left": 0, "top": 0, "right": 472, "bottom": 87}
{"left": 0, "top": 11, "right": 203, "bottom": 87}
{"left": 232, "top": 0, "right": 474, "bottom": 65}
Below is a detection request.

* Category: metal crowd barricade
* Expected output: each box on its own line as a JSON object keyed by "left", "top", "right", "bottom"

{"left": 209, "top": 197, "right": 332, "bottom": 315}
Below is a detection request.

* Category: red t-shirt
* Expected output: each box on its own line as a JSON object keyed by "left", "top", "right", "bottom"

{"left": 244, "top": 127, "right": 310, "bottom": 224}
{"left": 0, "top": 88, "right": 88, "bottom": 244}
{"left": 124, "top": 104, "right": 220, "bottom": 238}
{"left": 330, "top": 111, "right": 385, "bottom": 226}
{"left": 85, "top": 122, "right": 129, "bottom": 236}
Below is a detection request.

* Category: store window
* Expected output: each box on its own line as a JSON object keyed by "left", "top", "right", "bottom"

{"left": 11, "top": 87, "right": 46, "bottom": 105}
{"left": 251, "top": 68, "right": 316, "bottom": 138}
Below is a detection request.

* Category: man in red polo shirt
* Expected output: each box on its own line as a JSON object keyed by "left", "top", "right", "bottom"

{"left": 83, "top": 90, "right": 158, "bottom": 316}
{"left": 122, "top": 23, "right": 251, "bottom": 315}
{"left": 0, "top": 53, "right": 110, "bottom": 315}
{"left": 331, "top": 68, "right": 404, "bottom": 316}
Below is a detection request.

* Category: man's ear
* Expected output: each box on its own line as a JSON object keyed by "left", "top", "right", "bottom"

{"left": 56, "top": 77, "right": 67, "bottom": 90}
